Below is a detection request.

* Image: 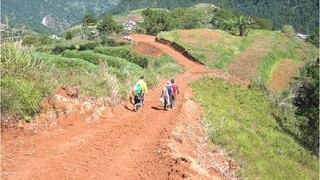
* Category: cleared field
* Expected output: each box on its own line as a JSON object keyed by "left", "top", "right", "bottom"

{"left": 269, "top": 59, "right": 301, "bottom": 92}
{"left": 158, "top": 29, "right": 318, "bottom": 92}
{"left": 158, "top": 29, "right": 254, "bottom": 69}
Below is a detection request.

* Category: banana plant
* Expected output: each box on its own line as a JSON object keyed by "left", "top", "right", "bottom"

{"left": 236, "top": 15, "right": 254, "bottom": 36}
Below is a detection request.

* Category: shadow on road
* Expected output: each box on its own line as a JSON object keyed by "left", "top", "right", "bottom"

{"left": 124, "top": 105, "right": 134, "bottom": 112}
{"left": 151, "top": 106, "right": 164, "bottom": 111}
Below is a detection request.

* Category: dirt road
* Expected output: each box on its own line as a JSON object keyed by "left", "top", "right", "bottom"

{"left": 1, "top": 35, "right": 238, "bottom": 179}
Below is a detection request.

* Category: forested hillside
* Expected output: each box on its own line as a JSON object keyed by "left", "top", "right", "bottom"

{"left": 213, "top": 0, "right": 319, "bottom": 34}
{"left": 2, "top": 0, "right": 318, "bottom": 34}
{"left": 1, "top": 0, "right": 118, "bottom": 34}
{"left": 113, "top": 0, "right": 319, "bottom": 34}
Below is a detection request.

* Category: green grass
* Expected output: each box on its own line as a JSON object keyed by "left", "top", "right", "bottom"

{"left": 159, "top": 29, "right": 318, "bottom": 91}
{"left": 62, "top": 50, "right": 143, "bottom": 73}
{"left": 190, "top": 77, "right": 319, "bottom": 179}
{"left": 31, "top": 52, "right": 99, "bottom": 72}
{"left": 257, "top": 32, "right": 319, "bottom": 85}
{"left": 94, "top": 46, "right": 150, "bottom": 68}
{"left": 1, "top": 43, "right": 53, "bottom": 117}
{"left": 207, "top": 35, "right": 254, "bottom": 69}
{"left": 1, "top": 76, "right": 44, "bottom": 116}
{"left": 158, "top": 29, "right": 254, "bottom": 69}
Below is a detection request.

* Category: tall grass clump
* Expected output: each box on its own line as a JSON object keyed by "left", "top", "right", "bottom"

{"left": 1, "top": 42, "right": 52, "bottom": 118}
{"left": 190, "top": 77, "right": 319, "bottom": 179}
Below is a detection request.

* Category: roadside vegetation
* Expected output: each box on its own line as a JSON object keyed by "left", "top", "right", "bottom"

{"left": 191, "top": 77, "right": 319, "bottom": 179}
{"left": 1, "top": 38, "right": 185, "bottom": 120}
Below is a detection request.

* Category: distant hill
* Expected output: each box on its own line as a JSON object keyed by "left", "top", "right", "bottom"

{"left": 2, "top": 0, "right": 318, "bottom": 34}
{"left": 112, "top": 0, "right": 319, "bottom": 34}
{"left": 1, "top": 0, "right": 119, "bottom": 34}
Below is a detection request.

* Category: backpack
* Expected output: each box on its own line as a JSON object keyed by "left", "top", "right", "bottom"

{"left": 166, "top": 85, "right": 172, "bottom": 96}
{"left": 135, "top": 85, "right": 142, "bottom": 96}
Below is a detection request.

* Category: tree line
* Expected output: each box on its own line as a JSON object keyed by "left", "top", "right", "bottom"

{"left": 113, "top": 0, "right": 319, "bottom": 34}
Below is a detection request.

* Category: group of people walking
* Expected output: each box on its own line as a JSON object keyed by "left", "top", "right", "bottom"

{"left": 131, "top": 76, "right": 179, "bottom": 111}
{"left": 160, "top": 78, "right": 179, "bottom": 111}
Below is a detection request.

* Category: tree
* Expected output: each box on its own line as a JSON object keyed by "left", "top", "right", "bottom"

{"left": 141, "top": 8, "right": 173, "bottom": 35}
{"left": 253, "top": 17, "right": 273, "bottom": 30}
{"left": 307, "top": 29, "right": 319, "bottom": 47}
{"left": 83, "top": 13, "right": 98, "bottom": 27}
{"left": 171, "top": 8, "right": 201, "bottom": 29}
{"left": 211, "top": 8, "right": 236, "bottom": 29}
{"left": 97, "top": 15, "right": 123, "bottom": 34}
{"left": 281, "top": 25, "right": 295, "bottom": 38}
{"left": 65, "top": 31, "right": 74, "bottom": 41}
{"left": 292, "top": 57, "right": 319, "bottom": 154}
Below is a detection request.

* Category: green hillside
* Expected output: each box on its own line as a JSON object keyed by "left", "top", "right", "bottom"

{"left": 191, "top": 78, "right": 319, "bottom": 179}
{"left": 2, "top": 1, "right": 318, "bottom": 34}
{"left": 157, "top": 29, "right": 318, "bottom": 88}
{"left": 1, "top": 0, "right": 118, "bottom": 34}
{"left": 113, "top": 0, "right": 319, "bottom": 33}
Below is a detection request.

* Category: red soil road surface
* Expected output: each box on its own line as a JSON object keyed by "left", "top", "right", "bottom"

{"left": 1, "top": 34, "right": 243, "bottom": 180}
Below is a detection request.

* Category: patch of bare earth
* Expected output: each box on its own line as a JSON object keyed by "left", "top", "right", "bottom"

{"left": 180, "top": 29, "right": 224, "bottom": 46}
{"left": 1, "top": 34, "right": 245, "bottom": 180}
{"left": 134, "top": 41, "right": 164, "bottom": 58}
{"left": 228, "top": 36, "right": 273, "bottom": 80}
{"left": 269, "top": 59, "right": 301, "bottom": 92}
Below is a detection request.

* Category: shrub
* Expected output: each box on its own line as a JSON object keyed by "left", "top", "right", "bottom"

{"left": 62, "top": 50, "right": 143, "bottom": 75}
{"left": 65, "top": 31, "right": 74, "bottom": 41}
{"left": 291, "top": 57, "right": 319, "bottom": 155}
{"left": 1, "top": 42, "right": 50, "bottom": 118}
{"left": 31, "top": 52, "right": 98, "bottom": 72}
{"left": 22, "top": 35, "right": 53, "bottom": 47}
{"left": 78, "top": 42, "right": 98, "bottom": 51}
{"left": 94, "top": 46, "right": 150, "bottom": 68}
{"left": 281, "top": 25, "right": 295, "bottom": 38}
{"left": 1, "top": 77, "right": 42, "bottom": 116}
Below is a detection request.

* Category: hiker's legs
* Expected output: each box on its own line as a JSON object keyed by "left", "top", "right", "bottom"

{"left": 169, "top": 95, "right": 173, "bottom": 109}
{"left": 164, "top": 99, "right": 169, "bottom": 110}
{"left": 171, "top": 96, "right": 176, "bottom": 108}
{"left": 140, "top": 93, "right": 145, "bottom": 106}
{"left": 133, "top": 95, "right": 140, "bottom": 111}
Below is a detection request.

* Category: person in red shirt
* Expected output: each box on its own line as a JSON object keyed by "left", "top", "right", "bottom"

{"left": 170, "top": 78, "right": 179, "bottom": 109}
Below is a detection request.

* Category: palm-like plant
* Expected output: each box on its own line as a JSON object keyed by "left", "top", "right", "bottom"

{"left": 236, "top": 15, "right": 254, "bottom": 36}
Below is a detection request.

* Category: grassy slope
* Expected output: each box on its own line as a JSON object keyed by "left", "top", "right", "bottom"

{"left": 190, "top": 77, "right": 319, "bottom": 179}
{"left": 158, "top": 30, "right": 318, "bottom": 86}
{"left": 158, "top": 29, "right": 255, "bottom": 69}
